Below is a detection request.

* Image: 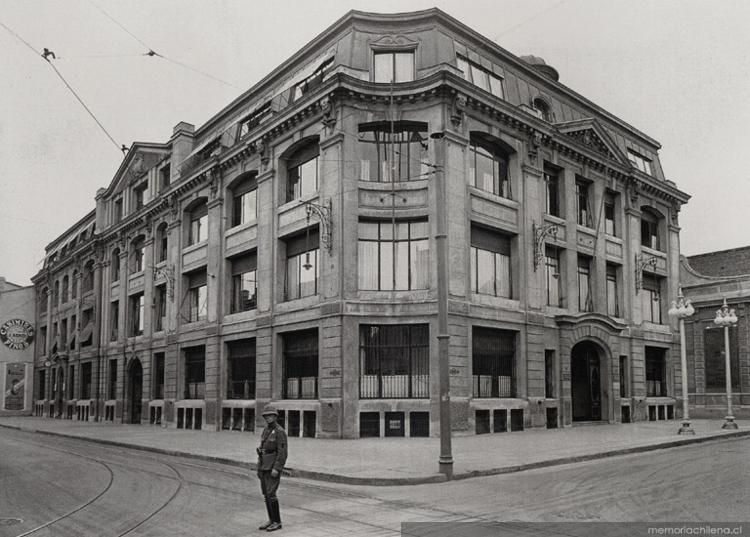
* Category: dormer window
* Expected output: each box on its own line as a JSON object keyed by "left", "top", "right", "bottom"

{"left": 628, "top": 150, "right": 653, "bottom": 176}
{"left": 457, "top": 55, "right": 504, "bottom": 99}
{"left": 238, "top": 102, "right": 271, "bottom": 139}
{"left": 532, "top": 97, "right": 552, "bottom": 122}
{"left": 292, "top": 57, "right": 334, "bottom": 101}
{"left": 373, "top": 50, "right": 414, "bottom": 83}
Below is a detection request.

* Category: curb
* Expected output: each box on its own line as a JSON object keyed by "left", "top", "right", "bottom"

{"left": 2, "top": 423, "right": 748, "bottom": 486}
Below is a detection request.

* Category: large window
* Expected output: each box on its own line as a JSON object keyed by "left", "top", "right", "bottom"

{"left": 227, "top": 339, "right": 256, "bottom": 400}
{"left": 71, "top": 270, "right": 78, "bottom": 299}
{"left": 54, "top": 280, "right": 60, "bottom": 306}
{"left": 188, "top": 202, "right": 208, "bottom": 245}
{"left": 545, "top": 350, "right": 556, "bottom": 398}
{"left": 133, "top": 181, "right": 148, "bottom": 211}
{"left": 82, "top": 261, "right": 95, "bottom": 293}
{"left": 111, "top": 249, "right": 121, "bottom": 281}
{"left": 576, "top": 179, "right": 592, "bottom": 227}
{"left": 641, "top": 275, "right": 663, "bottom": 324}
{"left": 606, "top": 264, "right": 620, "bottom": 317}
{"left": 282, "top": 330, "right": 318, "bottom": 400}
{"left": 230, "top": 252, "right": 257, "bottom": 312}
{"left": 358, "top": 220, "right": 429, "bottom": 291}
{"left": 156, "top": 224, "right": 168, "bottom": 263}
{"left": 469, "top": 134, "right": 512, "bottom": 199}
{"left": 107, "top": 359, "right": 117, "bottom": 399}
{"left": 153, "top": 353, "right": 165, "bottom": 399}
{"left": 470, "top": 225, "right": 512, "bottom": 298}
{"left": 544, "top": 166, "right": 560, "bottom": 217}
{"left": 81, "top": 362, "right": 92, "bottom": 399}
{"left": 285, "top": 140, "right": 319, "bottom": 202}
{"left": 456, "top": 55, "right": 504, "bottom": 98}
{"left": 184, "top": 346, "right": 205, "bottom": 399}
{"left": 110, "top": 301, "right": 119, "bottom": 341}
{"left": 230, "top": 173, "right": 257, "bottom": 227}
{"left": 577, "top": 256, "right": 592, "bottom": 312}
{"left": 131, "top": 237, "right": 145, "bottom": 273}
{"left": 154, "top": 284, "right": 167, "bottom": 332}
{"left": 187, "top": 271, "right": 208, "bottom": 322}
{"left": 704, "top": 327, "right": 740, "bottom": 392}
{"left": 645, "top": 347, "right": 667, "bottom": 396}
{"left": 628, "top": 149, "right": 653, "bottom": 176}
{"left": 604, "top": 191, "right": 617, "bottom": 236}
{"left": 285, "top": 231, "right": 319, "bottom": 300}
{"left": 358, "top": 121, "right": 429, "bottom": 183}
{"left": 641, "top": 209, "right": 661, "bottom": 251}
{"left": 545, "top": 246, "right": 562, "bottom": 307}
{"left": 61, "top": 275, "right": 69, "bottom": 303}
{"left": 129, "top": 292, "right": 144, "bottom": 336}
{"left": 472, "top": 327, "right": 516, "bottom": 398}
{"left": 373, "top": 50, "right": 414, "bottom": 83}
{"left": 360, "top": 324, "right": 429, "bottom": 398}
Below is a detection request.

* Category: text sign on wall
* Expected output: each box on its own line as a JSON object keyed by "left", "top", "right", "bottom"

{"left": 0, "top": 319, "right": 34, "bottom": 350}
{"left": 5, "top": 363, "right": 25, "bottom": 410}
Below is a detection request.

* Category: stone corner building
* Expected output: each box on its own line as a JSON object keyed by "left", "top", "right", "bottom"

{"left": 680, "top": 248, "right": 750, "bottom": 418}
{"left": 31, "top": 8, "right": 690, "bottom": 438}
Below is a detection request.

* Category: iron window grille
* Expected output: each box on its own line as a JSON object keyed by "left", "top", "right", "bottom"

{"left": 472, "top": 326, "right": 516, "bottom": 398}
{"left": 227, "top": 339, "right": 256, "bottom": 400}
{"left": 359, "top": 324, "right": 429, "bottom": 399}
{"left": 282, "top": 330, "right": 318, "bottom": 400}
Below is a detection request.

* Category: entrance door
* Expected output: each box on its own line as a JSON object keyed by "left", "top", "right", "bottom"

{"left": 571, "top": 342, "right": 602, "bottom": 421}
{"left": 128, "top": 359, "right": 143, "bottom": 424}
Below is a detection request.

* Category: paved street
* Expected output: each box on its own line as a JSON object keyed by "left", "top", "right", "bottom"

{"left": 1, "top": 428, "right": 748, "bottom": 536}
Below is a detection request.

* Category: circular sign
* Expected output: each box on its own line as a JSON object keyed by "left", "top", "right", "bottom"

{"left": 0, "top": 319, "right": 34, "bottom": 350}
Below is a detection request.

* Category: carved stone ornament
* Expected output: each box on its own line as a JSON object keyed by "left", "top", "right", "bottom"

{"left": 370, "top": 34, "right": 419, "bottom": 48}
{"left": 168, "top": 193, "right": 179, "bottom": 218}
{"left": 527, "top": 130, "right": 543, "bottom": 164}
{"left": 670, "top": 203, "right": 680, "bottom": 224}
{"left": 451, "top": 94, "right": 467, "bottom": 128}
{"left": 209, "top": 168, "right": 221, "bottom": 199}
{"left": 128, "top": 152, "right": 146, "bottom": 180}
{"left": 626, "top": 177, "right": 640, "bottom": 208}
{"left": 321, "top": 96, "right": 336, "bottom": 132}
{"left": 258, "top": 139, "right": 269, "bottom": 170}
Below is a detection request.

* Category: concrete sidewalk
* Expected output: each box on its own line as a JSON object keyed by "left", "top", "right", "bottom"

{"left": 1, "top": 416, "right": 748, "bottom": 485}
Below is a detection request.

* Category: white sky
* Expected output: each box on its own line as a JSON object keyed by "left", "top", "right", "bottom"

{"left": 1, "top": 0, "right": 748, "bottom": 286}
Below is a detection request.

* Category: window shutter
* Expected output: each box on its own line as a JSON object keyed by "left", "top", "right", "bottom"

{"left": 231, "top": 252, "right": 257, "bottom": 275}
{"left": 471, "top": 225, "right": 511, "bottom": 255}
{"left": 286, "top": 229, "right": 320, "bottom": 257}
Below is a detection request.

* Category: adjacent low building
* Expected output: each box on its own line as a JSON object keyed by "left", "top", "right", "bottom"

{"left": 31, "top": 8, "right": 690, "bottom": 438}
{"left": 681, "top": 248, "right": 750, "bottom": 419}
{"left": 1, "top": 277, "right": 36, "bottom": 416}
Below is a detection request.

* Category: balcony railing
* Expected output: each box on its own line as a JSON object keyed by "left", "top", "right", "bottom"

{"left": 285, "top": 377, "right": 317, "bottom": 399}
{"left": 227, "top": 379, "right": 256, "bottom": 400}
{"left": 472, "top": 375, "right": 514, "bottom": 398}
{"left": 360, "top": 374, "right": 429, "bottom": 398}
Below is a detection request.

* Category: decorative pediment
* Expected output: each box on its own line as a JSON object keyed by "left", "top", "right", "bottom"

{"left": 370, "top": 34, "right": 419, "bottom": 49}
{"left": 554, "top": 312, "right": 628, "bottom": 334}
{"left": 103, "top": 144, "right": 169, "bottom": 197}
{"left": 557, "top": 119, "right": 628, "bottom": 165}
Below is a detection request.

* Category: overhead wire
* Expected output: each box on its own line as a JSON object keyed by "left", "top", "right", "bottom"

{"left": 0, "top": 20, "right": 123, "bottom": 153}
{"left": 86, "top": 0, "right": 242, "bottom": 91}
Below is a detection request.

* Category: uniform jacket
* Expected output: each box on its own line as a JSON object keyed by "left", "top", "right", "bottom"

{"left": 257, "top": 423, "right": 288, "bottom": 472}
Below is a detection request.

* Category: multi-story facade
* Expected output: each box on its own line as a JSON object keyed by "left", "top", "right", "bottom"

{"left": 680, "top": 249, "right": 750, "bottom": 419}
{"left": 31, "top": 8, "right": 689, "bottom": 438}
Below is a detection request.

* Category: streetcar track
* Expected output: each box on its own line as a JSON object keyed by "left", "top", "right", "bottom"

{"left": 8, "top": 435, "right": 185, "bottom": 537}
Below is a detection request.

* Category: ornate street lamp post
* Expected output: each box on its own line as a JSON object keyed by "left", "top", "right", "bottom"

{"left": 668, "top": 288, "right": 695, "bottom": 435}
{"left": 713, "top": 299, "right": 739, "bottom": 430}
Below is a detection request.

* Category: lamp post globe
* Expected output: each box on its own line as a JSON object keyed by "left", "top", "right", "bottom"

{"left": 713, "top": 299, "right": 739, "bottom": 430}
{"left": 668, "top": 288, "right": 695, "bottom": 435}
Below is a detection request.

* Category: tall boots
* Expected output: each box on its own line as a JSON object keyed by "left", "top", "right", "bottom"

{"left": 266, "top": 498, "right": 282, "bottom": 531}
{"left": 258, "top": 498, "right": 273, "bottom": 530}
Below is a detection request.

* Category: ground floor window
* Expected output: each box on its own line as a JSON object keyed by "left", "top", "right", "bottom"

{"left": 472, "top": 327, "right": 516, "bottom": 398}
{"left": 645, "top": 347, "right": 667, "bottom": 397}
{"left": 282, "top": 329, "right": 318, "bottom": 399}
{"left": 153, "top": 353, "right": 165, "bottom": 399}
{"left": 227, "top": 339, "right": 256, "bottom": 399}
{"left": 359, "top": 324, "right": 429, "bottom": 398}
{"left": 80, "top": 362, "right": 92, "bottom": 399}
{"left": 184, "top": 346, "right": 206, "bottom": 399}
{"left": 704, "top": 326, "right": 740, "bottom": 392}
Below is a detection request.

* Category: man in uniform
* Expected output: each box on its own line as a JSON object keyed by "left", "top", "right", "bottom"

{"left": 256, "top": 404, "right": 287, "bottom": 532}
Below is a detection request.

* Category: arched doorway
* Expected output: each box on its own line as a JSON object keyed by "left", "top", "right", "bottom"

{"left": 127, "top": 359, "right": 143, "bottom": 424}
{"left": 571, "top": 341, "right": 604, "bottom": 421}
